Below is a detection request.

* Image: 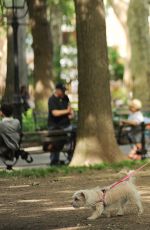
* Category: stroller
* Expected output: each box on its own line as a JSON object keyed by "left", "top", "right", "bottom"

{"left": 0, "top": 133, "right": 33, "bottom": 170}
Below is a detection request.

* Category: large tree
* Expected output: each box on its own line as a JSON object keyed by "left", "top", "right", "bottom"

{"left": 49, "top": 0, "right": 75, "bottom": 80}
{"left": 70, "top": 0, "right": 124, "bottom": 166}
{"left": 18, "top": 8, "right": 28, "bottom": 86}
{"left": 50, "top": 1, "right": 63, "bottom": 79}
{"left": 108, "top": 0, "right": 150, "bottom": 103}
{"left": 4, "top": 24, "right": 14, "bottom": 103}
{"left": 107, "top": 0, "right": 132, "bottom": 89}
{"left": 27, "top": 0, "right": 54, "bottom": 111}
{"left": 3, "top": 10, "right": 27, "bottom": 103}
{"left": 127, "top": 0, "right": 150, "bottom": 103}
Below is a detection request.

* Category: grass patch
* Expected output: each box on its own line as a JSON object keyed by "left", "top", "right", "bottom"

{"left": 0, "top": 160, "right": 149, "bottom": 178}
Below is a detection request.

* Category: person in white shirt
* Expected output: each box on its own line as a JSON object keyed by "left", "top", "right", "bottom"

{"left": 121, "top": 99, "right": 144, "bottom": 160}
{"left": 122, "top": 99, "right": 144, "bottom": 126}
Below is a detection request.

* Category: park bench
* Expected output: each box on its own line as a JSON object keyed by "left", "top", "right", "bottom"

{"left": 42, "top": 127, "right": 77, "bottom": 164}
{"left": 19, "top": 126, "right": 77, "bottom": 165}
{"left": 22, "top": 110, "right": 77, "bottom": 163}
{"left": 0, "top": 127, "right": 77, "bottom": 169}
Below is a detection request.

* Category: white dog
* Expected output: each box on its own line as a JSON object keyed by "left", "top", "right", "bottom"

{"left": 72, "top": 177, "right": 143, "bottom": 220}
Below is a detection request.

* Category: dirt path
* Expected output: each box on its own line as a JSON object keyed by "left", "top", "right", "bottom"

{"left": 0, "top": 169, "right": 150, "bottom": 230}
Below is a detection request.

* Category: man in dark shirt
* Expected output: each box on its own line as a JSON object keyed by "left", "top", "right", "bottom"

{"left": 48, "top": 83, "right": 73, "bottom": 165}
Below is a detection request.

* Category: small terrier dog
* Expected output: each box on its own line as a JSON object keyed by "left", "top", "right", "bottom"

{"left": 72, "top": 177, "right": 143, "bottom": 220}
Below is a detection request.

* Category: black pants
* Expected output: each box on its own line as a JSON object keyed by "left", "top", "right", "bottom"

{"left": 48, "top": 125, "right": 73, "bottom": 164}
{"left": 50, "top": 141, "right": 65, "bottom": 164}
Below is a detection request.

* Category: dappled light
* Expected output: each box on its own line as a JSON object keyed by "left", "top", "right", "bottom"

{"left": 8, "top": 185, "right": 30, "bottom": 188}
{"left": 0, "top": 0, "right": 150, "bottom": 229}
{"left": 44, "top": 206, "right": 78, "bottom": 212}
{"left": 56, "top": 227, "right": 87, "bottom": 230}
{"left": 0, "top": 169, "right": 150, "bottom": 229}
{"left": 96, "top": 3, "right": 105, "bottom": 20}
{"left": 35, "top": 81, "right": 44, "bottom": 94}
{"left": 70, "top": 136, "right": 103, "bottom": 166}
{"left": 17, "top": 199, "right": 50, "bottom": 203}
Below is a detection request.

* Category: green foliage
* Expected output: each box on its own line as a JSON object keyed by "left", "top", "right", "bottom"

{"left": 108, "top": 47, "right": 125, "bottom": 80}
{"left": 22, "top": 109, "right": 47, "bottom": 132}
{"left": 0, "top": 160, "right": 148, "bottom": 178}
{"left": 48, "top": 0, "right": 75, "bottom": 24}
{"left": 48, "top": 0, "right": 75, "bottom": 81}
{"left": 54, "top": 46, "right": 62, "bottom": 81}
{"left": 22, "top": 109, "right": 35, "bottom": 132}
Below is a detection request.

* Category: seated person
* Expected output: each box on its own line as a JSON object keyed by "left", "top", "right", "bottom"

{"left": 121, "top": 99, "right": 144, "bottom": 160}
{"left": 48, "top": 83, "right": 73, "bottom": 165}
{"left": 0, "top": 104, "right": 21, "bottom": 160}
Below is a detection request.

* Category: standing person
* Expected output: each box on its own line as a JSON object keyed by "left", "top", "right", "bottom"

{"left": 48, "top": 83, "right": 73, "bottom": 165}
{"left": 20, "top": 85, "right": 30, "bottom": 113}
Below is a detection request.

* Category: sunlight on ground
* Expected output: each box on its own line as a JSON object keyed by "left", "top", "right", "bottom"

{"left": 138, "top": 186, "right": 150, "bottom": 203}
{"left": 55, "top": 227, "right": 87, "bottom": 230}
{"left": 142, "top": 197, "right": 150, "bottom": 203}
{"left": 55, "top": 190, "right": 74, "bottom": 194}
{"left": 9, "top": 185, "right": 30, "bottom": 188}
{"left": 18, "top": 199, "right": 51, "bottom": 203}
{"left": 44, "top": 206, "right": 85, "bottom": 212}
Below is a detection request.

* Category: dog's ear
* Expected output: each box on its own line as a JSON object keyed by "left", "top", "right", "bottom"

{"left": 80, "top": 191, "right": 87, "bottom": 201}
{"left": 74, "top": 190, "right": 88, "bottom": 201}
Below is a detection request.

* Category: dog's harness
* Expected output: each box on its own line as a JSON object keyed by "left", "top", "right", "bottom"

{"left": 100, "top": 189, "right": 107, "bottom": 207}
{"left": 96, "top": 162, "right": 149, "bottom": 207}
{"left": 96, "top": 189, "right": 107, "bottom": 207}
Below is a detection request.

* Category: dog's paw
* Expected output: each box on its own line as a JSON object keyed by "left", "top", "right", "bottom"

{"left": 138, "top": 209, "right": 143, "bottom": 216}
{"left": 106, "top": 212, "right": 111, "bottom": 218}
{"left": 87, "top": 216, "right": 97, "bottom": 220}
{"left": 117, "top": 213, "right": 124, "bottom": 216}
{"left": 116, "top": 210, "right": 124, "bottom": 216}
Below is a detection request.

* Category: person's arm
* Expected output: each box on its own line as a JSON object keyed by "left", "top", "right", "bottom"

{"left": 51, "top": 108, "right": 71, "bottom": 117}
{"left": 121, "top": 119, "right": 138, "bottom": 126}
{"left": 68, "top": 106, "right": 74, "bottom": 119}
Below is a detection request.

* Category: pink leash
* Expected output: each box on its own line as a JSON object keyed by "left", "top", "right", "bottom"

{"left": 97, "top": 162, "right": 149, "bottom": 206}
{"left": 110, "top": 162, "right": 149, "bottom": 190}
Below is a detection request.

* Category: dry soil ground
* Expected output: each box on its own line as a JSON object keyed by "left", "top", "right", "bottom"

{"left": 0, "top": 169, "right": 150, "bottom": 230}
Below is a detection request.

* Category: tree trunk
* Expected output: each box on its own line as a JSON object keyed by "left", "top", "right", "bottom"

{"left": 4, "top": 9, "right": 27, "bottom": 103}
{"left": 4, "top": 25, "right": 14, "bottom": 103}
{"left": 50, "top": 3, "right": 63, "bottom": 79}
{"left": 0, "top": 28, "right": 7, "bottom": 98}
{"left": 127, "top": 0, "right": 150, "bottom": 104}
{"left": 27, "top": 0, "right": 54, "bottom": 112}
{"left": 108, "top": 0, "right": 132, "bottom": 89}
{"left": 18, "top": 8, "right": 28, "bottom": 86}
{"left": 70, "top": 0, "right": 124, "bottom": 166}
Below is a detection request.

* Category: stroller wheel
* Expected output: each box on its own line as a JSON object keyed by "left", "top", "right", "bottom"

{"left": 6, "top": 165, "right": 13, "bottom": 170}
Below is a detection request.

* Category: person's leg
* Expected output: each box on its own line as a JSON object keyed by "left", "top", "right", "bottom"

{"left": 48, "top": 127, "right": 60, "bottom": 165}
{"left": 128, "top": 143, "right": 142, "bottom": 160}
{"left": 50, "top": 151, "right": 60, "bottom": 165}
{"left": 50, "top": 140, "right": 65, "bottom": 165}
{"left": 128, "top": 145, "right": 138, "bottom": 158}
{"left": 63, "top": 125, "right": 76, "bottom": 162}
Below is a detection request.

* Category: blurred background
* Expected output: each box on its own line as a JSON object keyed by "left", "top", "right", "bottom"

{"left": 0, "top": 0, "right": 150, "bottom": 132}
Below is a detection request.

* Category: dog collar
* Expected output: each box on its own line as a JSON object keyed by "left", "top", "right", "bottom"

{"left": 101, "top": 189, "right": 107, "bottom": 207}
{"left": 96, "top": 189, "right": 107, "bottom": 207}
